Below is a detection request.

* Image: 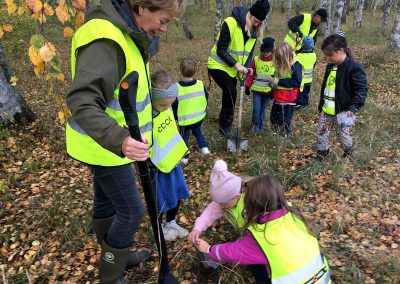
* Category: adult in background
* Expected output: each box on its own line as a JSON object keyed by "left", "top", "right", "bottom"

{"left": 65, "top": 0, "right": 183, "bottom": 282}
{"left": 284, "top": 8, "right": 328, "bottom": 52}
{"left": 208, "top": 0, "right": 270, "bottom": 137}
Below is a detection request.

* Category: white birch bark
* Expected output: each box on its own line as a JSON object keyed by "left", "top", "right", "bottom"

{"left": 281, "top": 0, "right": 285, "bottom": 12}
{"left": 353, "top": 0, "right": 365, "bottom": 30}
{"left": 382, "top": 0, "right": 398, "bottom": 35}
{"left": 214, "top": 0, "right": 225, "bottom": 39}
{"left": 388, "top": 4, "right": 400, "bottom": 50}
{"left": 333, "top": 0, "right": 345, "bottom": 32}
{"left": 287, "top": 0, "right": 292, "bottom": 20}
{"left": 320, "top": 0, "right": 332, "bottom": 37}
{"left": 295, "top": 0, "right": 302, "bottom": 15}
{"left": 264, "top": 0, "right": 274, "bottom": 32}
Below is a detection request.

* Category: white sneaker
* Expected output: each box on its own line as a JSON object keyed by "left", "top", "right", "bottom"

{"left": 181, "top": 158, "right": 189, "bottom": 164}
{"left": 162, "top": 222, "right": 178, "bottom": 241}
{"left": 165, "top": 220, "right": 189, "bottom": 238}
{"left": 201, "top": 147, "right": 210, "bottom": 156}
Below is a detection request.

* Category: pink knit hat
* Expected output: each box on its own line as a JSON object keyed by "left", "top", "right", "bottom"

{"left": 209, "top": 160, "right": 242, "bottom": 203}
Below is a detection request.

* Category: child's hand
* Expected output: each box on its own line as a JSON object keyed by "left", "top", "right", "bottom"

{"left": 347, "top": 111, "right": 354, "bottom": 117}
{"left": 195, "top": 238, "right": 211, "bottom": 254}
{"left": 188, "top": 230, "right": 200, "bottom": 244}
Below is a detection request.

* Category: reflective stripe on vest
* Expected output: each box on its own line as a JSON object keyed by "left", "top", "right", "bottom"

{"left": 284, "top": 14, "right": 318, "bottom": 51}
{"left": 248, "top": 213, "right": 331, "bottom": 284}
{"left": 208, "top": 17, "right": 256, "bottom": 78}
{"left": 322, "top": 67, "right": 337, "bottom": 115}
{"left": 177, "top": 81, "right": 207, "bottom": 126}
{"left": 66, "top": 19, "right": 152, "bottom": 166}
{"left": 150, "top": 109, "right": 188, "bottom": 173}
{"left": 251, "top": 56, "right": 275, "bottom": 93}
{"left": 297, "top": 52, "right": 317, "bottom": 84}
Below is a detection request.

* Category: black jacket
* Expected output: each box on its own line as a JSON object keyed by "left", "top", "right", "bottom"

{"left": 319, "top": 56, "right": 368, "bottom": 113}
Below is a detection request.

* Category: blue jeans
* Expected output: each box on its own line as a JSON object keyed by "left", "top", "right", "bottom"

{"left": 180, "top": 125, "right": 207, "bottom": 156}
{"left": 252, "top": 92, "right": 271, "bottom": 132}
{"left": 270, "top": 103, "right": 294, "bottom": 134}
{"left": 90, "top": 164, "right": 145, "bottom": 249}
{"left": 296, "top": 83, "right": 311, "bottom": 106}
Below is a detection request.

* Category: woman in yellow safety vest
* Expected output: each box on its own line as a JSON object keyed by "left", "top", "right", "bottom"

{"left": 65, "top": 0, "right": 183, "bottom": 282}
{"left": 208, "top": 0, "right": 270, "bottom": 137}
{"left": 195, "top": 174, "right": 331, "bottom": 284}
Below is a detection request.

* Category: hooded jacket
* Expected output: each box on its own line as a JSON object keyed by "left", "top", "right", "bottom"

{"left": 66, "top": 0, "right": 159, "bottom": 157}
{"left": 215, "top": 6, "right": 256, "bottom": 68}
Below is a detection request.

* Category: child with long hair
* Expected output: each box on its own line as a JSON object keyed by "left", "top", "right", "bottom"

{"left": 268, "top": 42, "right": 302, "bottom": 137}
{"left": 149, "top": 70, "right": 190, "bottom": 241}
{"left": 316, "top": 34, "right": 368, "bottom": 162}
{"left": 194, "top": 172, "right": 331, "bottom": 284}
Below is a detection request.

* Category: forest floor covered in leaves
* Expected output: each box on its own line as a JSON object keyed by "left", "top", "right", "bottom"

{"left": 1, "top": 7, "right": 399, "bottom": 284}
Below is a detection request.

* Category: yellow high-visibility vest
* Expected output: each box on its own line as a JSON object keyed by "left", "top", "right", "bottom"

{"left": 297, "top": 52, "right": 316, "bottom": 91}
{"left": 284, "top": 14, "right": 318, "bottom": 51}
{"left": 322, "top": 67, "right": 337, "bottom": 115}
{"left": 150, "top": 109, "right": 188, "bottom": 173}
{"left": 177, "top": 81, "right": 207, "bottom": 126}
{"left": 208, "top": 17, "right": 256, "bottom": 78}
{"left": 66, "top": 19, "right": 152, "bottom": 166}
{"left": 248, "top": 213, "right": 331, "bottom": 284}
{"left": 251, "top": 56, "right": 275, "bottom": 93}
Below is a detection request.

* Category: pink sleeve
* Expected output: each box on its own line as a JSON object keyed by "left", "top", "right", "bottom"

{"left": 209, "top": 233, "right": 268, "bottom": 267}
{"left": 193, "top": 202, "right": 224, "bottom": 233}
{"left": 245, "top": 59, "right": 256, "bottom": 88}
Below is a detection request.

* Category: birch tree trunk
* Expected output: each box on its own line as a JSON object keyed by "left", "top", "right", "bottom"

{"left": 353, "top": 0, "right": 365, "bottom": 29}
{"left": 180, "top": 15, "right": 194, "bottom": 39}
{"left": 0, "top": 44, "right": 36, "bottom": 126}
{"left": 312, "top": 0, "right": 318, "bottom": 9}
{"left": 214, "top": 0, "right": 225, "bottom": 39}
{"left": 320, "top": 0, "right": 332, "bottom": 37}
{"left": 382, "top": 0, "right": 398, "bottom": 35}
{"left": 281, "top": 0, "right": 286, "bottom": 12}
{"left": 341, "top": 0, "right": 348, "bottom": 23}
{"left": 333, "top": 0, "right": 346, "bottom": 31}
{"left": 264, "top": 0, "right": 274, "bottom": 32}
{"left": 295, "top": 0, "right": 302, "bottom": 14}
{"left": 372, "top": 0, "right": 379, "bottom": 15}
{"left": 287, "top": 0, "right": 292, "bottom": 19}
{"left": 388, "top": 4, "right": 400, "bottom": 50}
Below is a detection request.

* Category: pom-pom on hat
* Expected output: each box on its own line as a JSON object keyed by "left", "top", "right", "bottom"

{"left": 209, "top": 160, "right": 242, "bottom": 203}
{"left": 315, "top": 8, "right": 328, "bottom": 22}
{"left": 260, "top": 37, "right": 275, "bottom": 53}
{"left": 249, "top": 0, "right": 270, "bottom": 21}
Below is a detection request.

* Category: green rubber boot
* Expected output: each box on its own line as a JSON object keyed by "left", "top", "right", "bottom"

{"left": 99, "top": 241, "right": 128, "bottom": 284}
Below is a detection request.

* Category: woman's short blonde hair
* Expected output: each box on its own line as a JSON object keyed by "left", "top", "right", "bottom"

{"left": 129, "top": 0, "right": 186, "bottom": 17}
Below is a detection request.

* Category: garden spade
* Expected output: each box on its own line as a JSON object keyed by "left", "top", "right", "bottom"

{"left": 119, "top": 71, "right": 178, "bottom": 284}
{"left": 227, "top": 75, "right": 248, "bottom": 154}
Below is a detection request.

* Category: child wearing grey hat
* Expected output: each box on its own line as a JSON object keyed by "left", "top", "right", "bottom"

{"left": 149, "top": 70, "right": 191, "bottom": 242}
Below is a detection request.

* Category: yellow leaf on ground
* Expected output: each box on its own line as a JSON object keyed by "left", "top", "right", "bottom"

{"left": 10, "top": 76, "right": 18, "bottom": 86}
{"left": 63, "top": 27, "right": 74, "bottom": 38}
{"left": 57, "top": 73, "right": 65, "bottom": 81}
{"left": 72, "top": 0, "right": 86, "bottom": 10}
{"left": 3, "top": 24, "right": 13, "bottom": 32}
{"left": 56, "top": 5, "right": 70, "bottom": 24}
{"left": 31, "top": 13, "right": 46, "bottom": 23}
{"left": 39, "top": 42, "right": 56, "bottom": 62}
{"left": 34, "top": 61, "right": 45, "bottom": 76}
{"left": 45, "top": 73, "right": 51, "bottom": 81}
{"left": 28, "top": 46, "right": 44, "bottom": 66}
{"left": 5, "top": 0, "right": 14, "bottom": 6}
{"left": 75, "top": 11, "right": 85, "bottom": 29}
{"left": 7, "top": 2, "right": 17, "bottom": 14}
{"left": 17, "top": 5, "right": 25, "bottom": 15}
{"left": 58, "top": 110, "right": 66, "bottom": 124}
{"left": 0, "top": 27, "right": 3, "bottom": 39}
{"left": 43, "top": 3, "right": 54, "bottom": 16}
{"left": 26, "top": 0, "right": 43, "bottom": 14}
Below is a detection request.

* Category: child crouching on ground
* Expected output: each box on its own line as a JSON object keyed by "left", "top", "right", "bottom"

{"left": 193, "top": 168, "right": 331, "bottom": 284}
{"left": 149, "top": 70, "right": 190, "bottom": 241}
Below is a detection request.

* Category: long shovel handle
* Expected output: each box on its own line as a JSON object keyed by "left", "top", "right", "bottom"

{"left": 119, "top": 72, "right": 177, "bottom": 284}
{"left": 236, "top": 71, "right": 250, "bottom": 155}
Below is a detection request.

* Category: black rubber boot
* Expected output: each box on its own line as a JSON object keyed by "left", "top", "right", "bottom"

{"left": 99, "top": 241, "right": 129, "bottom": 284}
{"left": 316, "top": 149, "right": 330, "bottom": 163}
{"left": 219, "top": 109, "right": 234, "bottom": 137}
{"left": 92, "top": 217, "right": 152, "bottom": 269}
{"left": 342, "top": 147, "right": 354, "bottom": 158}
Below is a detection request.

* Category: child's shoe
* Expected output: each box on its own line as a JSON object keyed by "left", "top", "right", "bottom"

{"left": 316, "top": 149, "right": 330, "bottom": 163}
{"left": 165, "top": 220, "right": 189, "bottom": 238}
{"left": 181, "top": 158, "right": 189, "bottom": 164}
{"left": 162, "top": 221, "right": 179, "bottom": 241}
{"left": 201, "top": 147, "right": 210, "bottom": 156}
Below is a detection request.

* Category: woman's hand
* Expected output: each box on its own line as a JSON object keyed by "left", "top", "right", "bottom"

{"left": 188, "top": 230, "right": 201, "bottom": 244}
{"left": 122, "top": 134, "right": 149, "bottom": 161}
{"left": 195, "top": 238, "right": 211, "bottom": 254}
{"left": 234, "top": 63, "right": 248, "bottom": 74}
